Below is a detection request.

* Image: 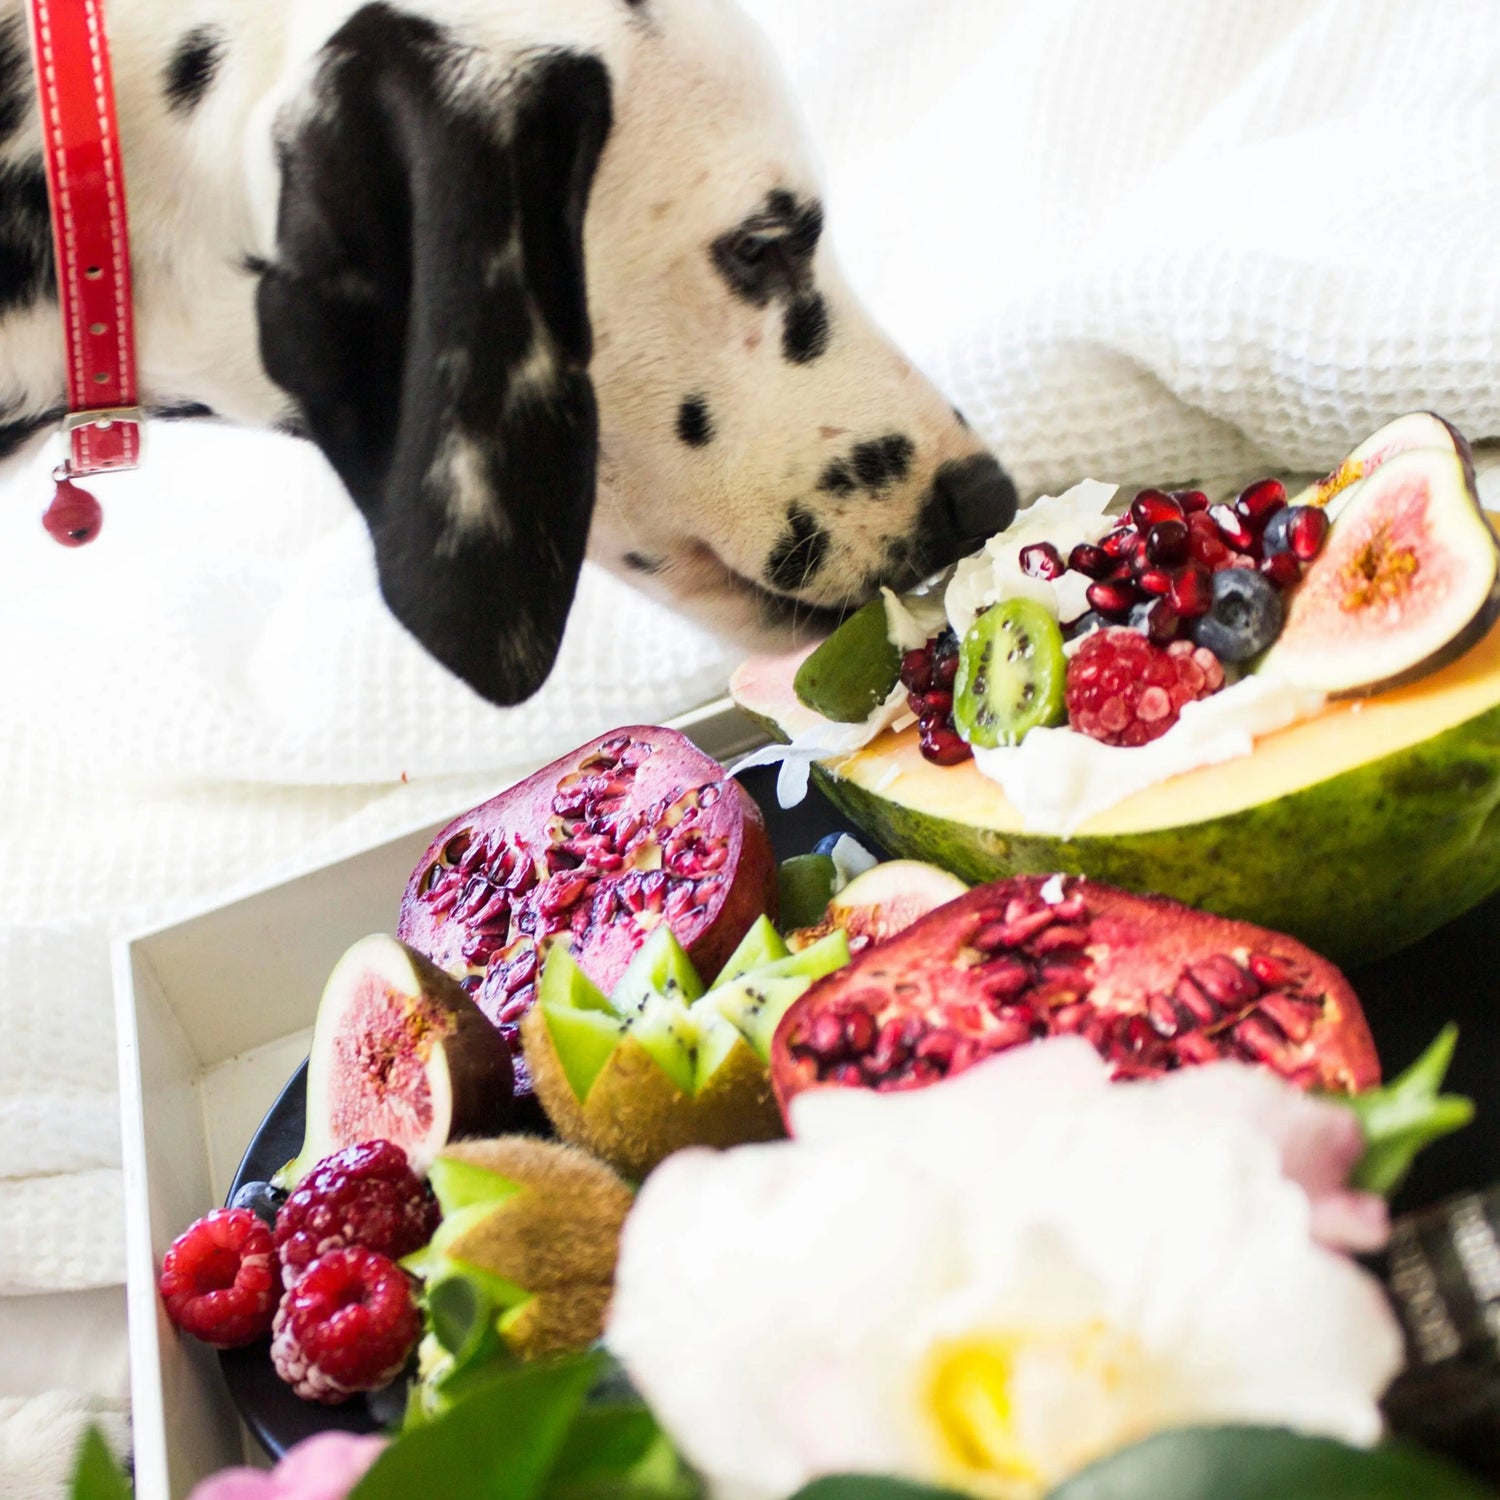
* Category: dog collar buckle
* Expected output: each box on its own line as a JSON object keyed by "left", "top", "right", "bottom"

{"left": 26, "top": 0, "right": 142, "bottom": 546}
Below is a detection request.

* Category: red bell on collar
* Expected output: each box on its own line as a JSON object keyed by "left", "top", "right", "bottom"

{"left": 26, "top": 0, "right": 143, "bottom": 546}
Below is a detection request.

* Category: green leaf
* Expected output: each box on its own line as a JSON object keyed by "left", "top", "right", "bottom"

{"left": 543, "top": 1405, "right": 702, "bottom": 1500}
{"left": 68, "top": 1428, "right": 131, "bottom": 1500}
{"left": 790, "top": 1479, "right": 968, "bottom": 1500}
{"left": 1045, "top": 1426, "right": 1497, "bottom": 1499}
{"left": 351, "top": 1353, "right": 602, "bottom": 1500}
{"left": 1346, "top": 1024, "right": 1475, "bottom": 1195}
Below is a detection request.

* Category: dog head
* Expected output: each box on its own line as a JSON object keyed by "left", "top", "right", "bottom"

{"left": 256, "top": 0, "right": 1015, "bottom": 704}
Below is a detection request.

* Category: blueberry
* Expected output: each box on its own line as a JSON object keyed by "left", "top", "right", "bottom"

{"left": 1261, "top": 507, "right": 1295, "bottom": 556}
{"left": 229, "top": 1179, "right": 286, "bottom": 1229}
{"left": 1189, "top": 568, "right": 1284, "bottom": 663}
{"left": 813, "top": 832, "right": 850, "bottom": 858}
{"left": 1062, "top": 610, "right": 1110, "bottom": 643}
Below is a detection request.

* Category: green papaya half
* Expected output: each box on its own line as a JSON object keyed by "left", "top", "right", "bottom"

{"left": 731, "top": 612, "right": 1500, "bottom": 964}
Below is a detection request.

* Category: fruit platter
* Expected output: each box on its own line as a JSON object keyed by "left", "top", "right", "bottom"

{"left": 131, "top": 416, "right": 1500, "bottom": 1500}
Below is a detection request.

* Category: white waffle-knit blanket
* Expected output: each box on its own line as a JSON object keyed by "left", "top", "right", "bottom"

{"left": 4, "top": 0, "right": 1499, "bottom": 1492}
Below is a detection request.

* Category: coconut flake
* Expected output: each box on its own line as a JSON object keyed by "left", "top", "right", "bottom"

{"left": 944, "top": 478, "right": 1119, "bottom": 642}
{"left": 1039, "top": 873, "right": 1068, "bottom": 905}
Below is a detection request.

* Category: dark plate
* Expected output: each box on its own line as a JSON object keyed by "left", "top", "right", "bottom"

{"left": 221, "top": 762, "right": 1500, "bottom": 1457}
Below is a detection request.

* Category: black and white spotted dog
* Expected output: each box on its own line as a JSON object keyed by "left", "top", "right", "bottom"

{"left": 0, "top": 0, "right": 1016, "bottom": 704}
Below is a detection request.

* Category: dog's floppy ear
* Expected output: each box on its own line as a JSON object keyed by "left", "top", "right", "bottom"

{"left": 256, "top": 5, "right": 611, "bottom": 704}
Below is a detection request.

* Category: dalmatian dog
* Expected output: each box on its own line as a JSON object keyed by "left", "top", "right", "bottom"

{"left": 0, "top": 0, "right": 1016, "bottom": 703}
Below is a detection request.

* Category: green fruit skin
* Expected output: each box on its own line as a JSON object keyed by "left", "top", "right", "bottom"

{"left": 793, "top": 599, "right": 901, "bottom": 723}
{"left": 778, "top": 703, "right": 1500, "bottom": 966}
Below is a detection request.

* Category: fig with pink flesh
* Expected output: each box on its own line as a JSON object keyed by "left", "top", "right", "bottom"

{"left": 398, "top": 726, "right": 777, "bottom": 1098}
{"left": 1258, "top": 445, "right": 1500, "bottom": 697}
{"left": 788, "top": 858, "right": 969, "bottom": 954}
{"left": 771, "top": 875, "right": 1380, "bottom": 1119}
{"left": 1289, "top": 410, "right": 1465, "bottom": 519}
{"left": 282, "top": 935, "right": 514, "bottom": 1187}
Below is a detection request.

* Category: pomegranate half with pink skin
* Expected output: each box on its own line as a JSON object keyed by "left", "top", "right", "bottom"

{"left": 399, "top": 726, "right": 777, "bottom": 1097}
{"left": 771, "top": 875, "right": 1380, "bottom": 1117}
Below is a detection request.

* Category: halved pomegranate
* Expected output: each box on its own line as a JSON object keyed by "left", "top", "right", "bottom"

{"left": 771, "top": 875, "right": 1379, "bottom": 1116}
{"left": 398, "top": 727, "right": 777, "bottom": 1097}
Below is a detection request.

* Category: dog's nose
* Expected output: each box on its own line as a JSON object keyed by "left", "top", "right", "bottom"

{"left": 934, "top": 454, "right": 1018, "bottom": 546}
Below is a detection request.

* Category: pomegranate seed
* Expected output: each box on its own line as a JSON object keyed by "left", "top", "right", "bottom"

{"left": 980, "top": 956, "right": 1032, "bottom": 1001}
{"left": 899, "top": 649, "right": 932, "bottom": 694}
{"left": 1234, "top": 1013, "right": 1294, "bottom": 1066}
{"left": 915, "top": 1032, "right": 957, "bottom": 1067}
{"left": 1260, "top": 551, "right": 1302, "bottom": 589}
{"left": 917, "top": 690, "right": 954, "bottom": 717}
{"left": 1036, "top": 958, "right": 1091, "bottom": 994}
{"left": 987, "top": 1015, "right": 1037, "bottom": 1048}
{"left": 976, "top": 907, "right": 1056, "bottom": 948}
{"left": 1086, "top": 579, "right": 1137, "bottom": 617}
{"left": 1174, "top": 1031, "right": 1221, "bottom": 1065}
{"left": 1030, "top": 924, "right": 1090, "bottom": 955}
{"left": 1020, "top": 542, "right": 1065, "bottom": 579}
{"left": 1168, "top": 562, "right": 1213, "bottom": 618}
{"left": 1234, "top": 478, "right": 1287, "bottom": 528}
{"left": 1208, "top": 503, "right": 1257, "bottom": 554}
{"left": 1255, "top": 992, "right": 1317, "bottom": 1044}
{"left": 1100, "top": 527, "right": 1136, "bottom": 559}
{"left": 807, "top": 1012, "right": 846, "bottom": 1060}
{"left": 1248, "top": 952, "right": 1298, "bottom": 988}
{"left": 1143, "top": 597, "right": 1180, "bottom": 644}
{"left": 1289, "top": 506, "right": 1330, "bottom": 560}
{"left": 1068, "top": 542, "right": 1113, "bottom": 579}
{"left": 918, "top": 721, "right": 972, "bottom": 766}
{"left": 1145, "top": 519, "right": 1190, "bottom": 566}
{"left": 832, "top": 1063, "right": 865, "bottom": 1087}
{"left": 1171, "top": 489, "right": 1210, "bottom": 513}
{"left": 1147, "top": 991, "right": 1180, "bottom": 1038}
{"left": 1189, "top": 955, "right": 1259, "bottom": 1008}
{"left": 1048, "top": 893, "right": 1088, "bottom": 921}
{"left": 931, "top": 647, "right": 960, "bottom": 689}
{"left": 1172, "top": 974, "right": 1220, "bottom": 1027}
{"left": 1130, "top": 489, "right": 1183, "bottom": 529}
{"left": 1052, "top": 1001, "right": 1092, "bottom": 1032}
{"left": 844, "top": 1009, "right": 877, "bottom": 1054}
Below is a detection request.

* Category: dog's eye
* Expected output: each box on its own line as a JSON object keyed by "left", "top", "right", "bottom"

{"left": 730, "top": 232, "right": 775, "bottom": 269}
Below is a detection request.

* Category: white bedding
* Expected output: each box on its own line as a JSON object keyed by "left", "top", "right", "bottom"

{"left": 3, "top": 0, "right": 1499, "bottom": 1489}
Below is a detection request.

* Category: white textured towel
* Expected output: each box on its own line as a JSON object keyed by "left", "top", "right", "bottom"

{"left": 4, "top": 0, "right": 1500, "bottom": 1493}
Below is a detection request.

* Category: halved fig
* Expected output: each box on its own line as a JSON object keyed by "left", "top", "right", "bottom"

{"left": 771, "top": 875, "right": 1379, "bottom": 1119}
{"left": 1258, "top": 446, "right": 1500, "bottom": 697}
{"left": 522, "top": 922, "right": 848, "bottom": 1179}
{"left": 284, "top": 935, "right": 515, "bottom": 1186}
{"left": 789, "top": 859, "right": 969, "bottom": 954}
{"left": 1289, "top": 410, "right": 1465, "bottom": 518}
{"left": 398, "top": 727, "right": 777, "bottom": 1097}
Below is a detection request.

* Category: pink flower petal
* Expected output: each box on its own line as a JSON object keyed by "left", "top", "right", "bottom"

{"left": 185, "top": 1470, "right": 280, "bottom": 1500}
{"left": 271, "top": 1432, "right": 388, "bottom": 1500}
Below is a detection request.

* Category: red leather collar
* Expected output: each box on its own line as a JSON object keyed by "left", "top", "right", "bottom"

{"left": 27, "top": 0, "right": 140, "bottom": 540}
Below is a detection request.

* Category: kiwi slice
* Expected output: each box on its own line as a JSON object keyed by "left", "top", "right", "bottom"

{"left": 793, "top": 598, "right": 901, "bottom": 722}
{"left": 953, "top": 598, "right": 1067, "bottom": 749}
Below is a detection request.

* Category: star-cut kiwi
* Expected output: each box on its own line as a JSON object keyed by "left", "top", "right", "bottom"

{"left": 521, "top": 919, "right": 849, "bottom": 1179}
{"left": 404, "top": 1138, "right": 635, "bottom": 1415}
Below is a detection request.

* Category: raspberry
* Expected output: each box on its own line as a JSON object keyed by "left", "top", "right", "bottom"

{"left": 158, "top": 1208, "right": 278, "bottom": 1348}
{"left": 1065, "top": 629, "right": 1225, "bottom": 747}
{"left": 271, "top": 1247, "right": 421, "bottom": 1403}
{"left": 275, "top": 1140, "right": 439, "bottom": 1289}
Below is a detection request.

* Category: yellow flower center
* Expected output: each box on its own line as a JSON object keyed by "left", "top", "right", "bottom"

{"left": 924, "top": 1323, "right": 1161, "bottom": 1499}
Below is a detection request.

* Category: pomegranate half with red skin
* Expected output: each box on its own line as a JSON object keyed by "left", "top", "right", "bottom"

{"left": 771, "top": 875, "right": 1379, "bottom": 1116}
{"left": 399, "top": 726, "right": 776, "bottom": 1096}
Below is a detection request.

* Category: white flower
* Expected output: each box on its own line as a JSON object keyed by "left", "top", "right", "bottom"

{"left": 606, "top": 1041, "right": 1402, "bottom": 1500}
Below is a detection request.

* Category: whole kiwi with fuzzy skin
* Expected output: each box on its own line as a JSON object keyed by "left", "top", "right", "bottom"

{"left": 418, "top": 1137, "right": 634, "bottom": 1358}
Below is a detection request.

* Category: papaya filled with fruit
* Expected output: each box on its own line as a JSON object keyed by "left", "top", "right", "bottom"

{"left": 733, "top": 415, "right": 1500, "bottom": 962}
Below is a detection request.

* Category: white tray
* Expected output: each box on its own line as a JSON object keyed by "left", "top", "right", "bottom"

{"left": 111, "top": 700, "right": 766, "bottom": 1499}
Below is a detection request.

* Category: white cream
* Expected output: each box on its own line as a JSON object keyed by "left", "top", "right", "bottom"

{"left": 945, "top": 478, "right": 1119, "bottom": 639}
{"left": 971, "top": 675, "right": 1328, "bottom": 836}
